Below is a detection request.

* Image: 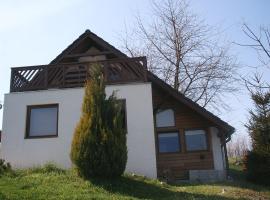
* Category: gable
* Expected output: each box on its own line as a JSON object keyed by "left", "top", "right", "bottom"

{"left": 148, "top": 72, "right": 235, "bottom": 140}
{"left": 50, "top": 30, "right": 126, "bottom": 64}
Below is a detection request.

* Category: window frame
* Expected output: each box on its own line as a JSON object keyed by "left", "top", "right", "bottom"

{"left": 25, "top": 104, "right": 59, "bottom": 139}
{"left": 157, "top": 130, "right": 181, "bottom": 154}
{"left": 184, "top": 128, "right": 209, "bottom": 152}
{"left": 155, "top": 108, "right": 176, "bottom": 128}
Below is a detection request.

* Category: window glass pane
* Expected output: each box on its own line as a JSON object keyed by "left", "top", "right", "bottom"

{"left": 158, "top": 132, "right": 180, "bottom": 153}
{"left": 29, "top": 106, "right": 58, "bottom": 137}
{"left": 156, "top": 109, "right": 175, "bottom": 127}
{"left": 185, "top": 130, "right": 207, "bottom": 151}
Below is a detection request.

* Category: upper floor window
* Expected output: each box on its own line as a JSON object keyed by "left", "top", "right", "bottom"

{"left": 25, "top": 104, "right": 58, "bottom": 138}
{"left": 156, "top": 109, "right": 175, "bottom": 128}
{"left": 185, "top": 129, "right": 207, "bottom": 151}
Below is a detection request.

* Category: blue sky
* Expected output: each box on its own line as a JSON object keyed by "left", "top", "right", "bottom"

{"left": 0, "top": 0, "right": 269, "bottom": 142}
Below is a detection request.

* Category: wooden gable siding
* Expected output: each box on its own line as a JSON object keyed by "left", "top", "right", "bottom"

{"left": 152, "top": 84, "right": 215, "bottom": 180}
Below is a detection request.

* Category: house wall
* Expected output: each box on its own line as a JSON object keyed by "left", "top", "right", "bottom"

{"left": 1, "top": 83, "right": 157, "bottom": 178}
{"left": 152, "top": 84, "right": 225, "bottom": 180}
{"left": 211, "top": 127, "right": 226, "bottom": 171}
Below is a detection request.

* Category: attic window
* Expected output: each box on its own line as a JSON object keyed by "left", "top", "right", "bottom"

{"left": 155, "top": 109, "right": 175, "bottom": 128}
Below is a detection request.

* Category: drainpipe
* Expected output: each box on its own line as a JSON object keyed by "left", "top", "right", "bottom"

{"left": 221, "top": 132, "right": 232, "bottom": 179}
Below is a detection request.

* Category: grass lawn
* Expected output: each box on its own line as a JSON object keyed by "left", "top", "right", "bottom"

{"left": 0, "top": 163, "right": 269, "bottom": 200}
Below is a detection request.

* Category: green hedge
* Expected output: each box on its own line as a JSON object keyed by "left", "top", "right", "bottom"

{"left": 244, "top": 151, "right": 270, "bottom": 185}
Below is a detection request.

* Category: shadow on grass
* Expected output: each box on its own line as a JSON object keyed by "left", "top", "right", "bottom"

{"left": 89, "top": 175, "right": 232, "bottom": 200}
{"left": 224, "top": 168, "right": 270, "bottom": 192}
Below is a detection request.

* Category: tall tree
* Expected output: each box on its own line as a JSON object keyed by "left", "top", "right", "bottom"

{"left": 70, "top": 65, "right": 127, "bottom": 178}
{"left": 244, "top": 90, "right": 270, "bottom": 185}
{"left": 121, "top": 0, "right": 238, "bottom": 111}
{"left": 237, "top": 23, "right": 270, "bottom": 91}
{"left": 246, "top": 91, "right": 270, "bottom": 152}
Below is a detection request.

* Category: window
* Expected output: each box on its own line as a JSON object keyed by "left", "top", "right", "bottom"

{"left": 158, "top": 132, "right": 180, "bottom": 153}
{"left": 185, "top": 129, "right": 207, "bottom": 151}
{"left": 156, "top": 109, "right": 175, "bottom": 127}
{"left": 26, "top": 104, "right": 58, "bottom": 138}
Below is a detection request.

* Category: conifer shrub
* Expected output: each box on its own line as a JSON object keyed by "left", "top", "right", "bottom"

{"left": 244, "top": 150, "right": 270, "bottom": 185}
{"left": 245, "top": 91, "right": 270, "bottom": 185}
{"left": 70, "top": 65, "right": 127, "bottom": 179}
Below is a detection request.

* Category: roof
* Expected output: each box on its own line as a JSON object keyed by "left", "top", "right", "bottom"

{"left": 50, "top": 30, "right": 235, "bottom": 140}
{"left": 50, "top": 30, "right": 127, "bottom": 64}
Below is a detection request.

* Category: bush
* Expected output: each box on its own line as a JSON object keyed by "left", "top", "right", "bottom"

{"left": 244, "top": 151, "right": 270, "bottom": 185}
{"left": 0, "top": 159, "right": 12, "bottom": 176}
{"left": 29, "top": 163, "right": 66, "bottom": 174}
{"left": 70, "top": 65, "right": 127, "bottom": 179}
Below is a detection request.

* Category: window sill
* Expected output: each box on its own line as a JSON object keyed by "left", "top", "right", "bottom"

{"left": 24, "top": 135, "right": 58, "bottom": 139}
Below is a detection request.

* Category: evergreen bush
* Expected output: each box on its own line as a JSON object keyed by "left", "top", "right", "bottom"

{"left": 70, "top": 65, "right": 127, "bottom": 179}
{"left": 244, "top": 150, "right": 270, "bottom": 185}
{"left": 245, "top": 91, "right": 270, "bottom": 185}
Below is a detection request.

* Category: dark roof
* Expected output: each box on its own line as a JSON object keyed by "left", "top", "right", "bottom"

{"left": 50, "top": 30, "right": 127, "bottom": 64}
{"left": 50, "top": 30, "right": 235, "bottom": 139}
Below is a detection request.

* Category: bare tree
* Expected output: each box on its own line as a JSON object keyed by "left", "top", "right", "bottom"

{"left": 236, "top": 23, "right": 270, "bottom": 92}
{"left": 227, "top": 135, "right": 249, "bottom": 162}
{"left": 120, "top": 0, "right": 238, "bottom": 111}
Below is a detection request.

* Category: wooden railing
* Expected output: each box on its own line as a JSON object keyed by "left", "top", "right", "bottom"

{"left": 10, "top": 57, "right": 147, "bottom": 92}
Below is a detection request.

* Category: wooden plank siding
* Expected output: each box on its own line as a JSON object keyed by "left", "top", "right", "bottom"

{"left": 152, "top": 84, "right": 215, "bottom": 180}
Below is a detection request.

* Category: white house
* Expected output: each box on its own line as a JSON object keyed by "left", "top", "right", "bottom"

{"left": 0, "top": 30, "right": 234, "bottom": 181}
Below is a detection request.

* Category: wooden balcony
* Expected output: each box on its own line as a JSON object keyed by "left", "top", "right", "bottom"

{"left": 10, "top": 57, "right": 147, "bottom": 92}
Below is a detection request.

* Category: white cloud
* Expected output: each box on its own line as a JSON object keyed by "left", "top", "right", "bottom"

{"left": 0, "top": 0, "right": 79, "bottom": 31}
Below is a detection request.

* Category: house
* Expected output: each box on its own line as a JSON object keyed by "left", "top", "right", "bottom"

{"left": 0, "top": 30, "right": 234, "bottom": 181}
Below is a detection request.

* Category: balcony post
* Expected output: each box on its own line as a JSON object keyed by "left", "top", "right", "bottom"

{"left": 142, "top": 56, "right": 148, "bottom": 82}
{"left": 44, "top": 66, "right": 48, "bottom": 89}
{"left": 10, "top": 68, "right": 15, "bottom": 92}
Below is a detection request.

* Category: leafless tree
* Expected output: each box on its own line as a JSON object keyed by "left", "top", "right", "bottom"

{"left": 236, "top": 23, "right": 270, "bottom": 93}
{"left": 227, "top": 135, "right": 249, "bottom": 162}
{"left": 120, "top": 0, "right": 238, "bottom": 111}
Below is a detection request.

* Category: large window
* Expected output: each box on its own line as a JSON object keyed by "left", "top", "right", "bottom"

{"left": 25, "top": 104, "right": 58, "bottom": 138}
{"left": 185, "top": 129, "right": 207, "bottom": 151}
{"left": 158, "top": 132, "right": 180, "bottom": 153}
{"left": 156, "top": 109, "right": 175, "bottom": 127}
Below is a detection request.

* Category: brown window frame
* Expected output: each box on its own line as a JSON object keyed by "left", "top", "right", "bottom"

{"left": 157, "top": 130, "right": 181, "bottom": 154}
{"left": 25, "top": 104, "right": 59, "bottom": 139}
{"left": 183, "top": 128, "right": 209, "bottom": 153}
{"left": 155, "top": 108, "right": 176, "bottom": 129}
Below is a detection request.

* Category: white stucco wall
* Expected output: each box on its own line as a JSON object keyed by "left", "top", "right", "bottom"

{"left": 1, "top": 83, "right": 157, "bottom": 178}
{"left": 210, "top": 127, "right": 225, "bottom": 171}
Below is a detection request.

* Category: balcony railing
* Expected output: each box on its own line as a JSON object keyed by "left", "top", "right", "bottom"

{"left": 10, "top": 57, "right": 147, "bottom": 92}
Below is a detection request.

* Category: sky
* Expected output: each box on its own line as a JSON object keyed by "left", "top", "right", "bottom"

{"left": 0, "top": 0, "right": 269, "bottom": 142}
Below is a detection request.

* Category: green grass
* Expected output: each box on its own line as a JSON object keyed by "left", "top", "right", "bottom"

{"left": 0, "top": 163, "right": 269, "bottom": 200}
